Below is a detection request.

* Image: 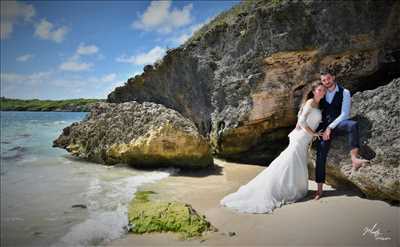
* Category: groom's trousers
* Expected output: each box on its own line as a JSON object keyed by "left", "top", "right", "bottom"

{"left": 315, "top": 119, "right": 360, "bottom": 183}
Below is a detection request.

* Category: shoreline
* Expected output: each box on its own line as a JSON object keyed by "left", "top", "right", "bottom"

{"left": 108, "top": 158, "right": 399, "bottom": 246}
{"left": 0, "top": 97, "right": 104, "bottom": 112}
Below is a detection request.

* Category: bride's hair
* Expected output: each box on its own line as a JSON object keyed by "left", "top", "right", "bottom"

{"left": 298, "top": 81, "right": 324, "bottom": 116}
{"left": 304, "top": 81, "right": 324, "bottom": 104}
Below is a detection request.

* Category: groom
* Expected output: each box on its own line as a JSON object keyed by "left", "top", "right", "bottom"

{"left": 314, "top": 68, "right": 368, "bottom": 200}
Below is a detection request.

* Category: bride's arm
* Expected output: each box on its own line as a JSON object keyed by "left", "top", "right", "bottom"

{"left": 298, "top": 100, "right": 319, "bottom": 137}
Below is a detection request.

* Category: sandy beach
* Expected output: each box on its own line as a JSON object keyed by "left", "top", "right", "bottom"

{"left": 108, "top": 158, "right": 399, "bottom": 247}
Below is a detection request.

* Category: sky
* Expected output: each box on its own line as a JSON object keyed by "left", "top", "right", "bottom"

{"left": 0, "top": 0, "right": 240, "bottom": 100}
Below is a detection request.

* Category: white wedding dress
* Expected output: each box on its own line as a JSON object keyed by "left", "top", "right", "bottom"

{"left": 220, "top": 101, "right": 322, "bottom": 214}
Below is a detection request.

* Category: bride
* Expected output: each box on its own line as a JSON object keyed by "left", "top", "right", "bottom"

{"left": 220, "top": 81, "right": 327, "bottom": 214}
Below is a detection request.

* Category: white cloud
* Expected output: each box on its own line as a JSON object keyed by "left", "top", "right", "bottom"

{"left": 115, "top": 55, "right": 135, "bottom": 64}
{"left": 1, "top": 1, "right": 69, "bottom": 42}
{"left": 16, "top": 54, "right": 34, "bottom": 62}
{"left": 59, "top": 59, "right": 93, "bottom": 71}
{"left": 87, "top": 73, "right": 128, "bottom": 98}
{"left": 1, "top": 71, "right": 52, "bottom": 86}
{"left": 1, "top": 71, "right": 108, "bottom": 99}
{"left": 175, "top": 33, "right": 191, "bottom": 45}
{"left": 1, "top": 71, "right": 48, "bottom": 100}
{"left": 0, "top": 71, "right": 126, "bottom": 100}
{"left": 134, "top": 46, "right": 166, "bottom": 65}
{"left": 0, "top": 0, "right": 35, "bottom": 39}
{"left": 100, "top": 73, "right": 117, "bottom": 83}
{"left": 131, "top": 71, "right": 142, "bottom": 77}
{"left": 116, "top": 46, "right": 166, "bottom": 65}
{"left": 34, "top": 18, "right": 69, "bottom": 43}
{"left": 77, "top": 43, "right": 99, "bottom": 55}
{"left": 59, "top": 43, "right": 99, "bottom": 71}
{"left": 132, "top": 0, "right": 193, "bottom": 33}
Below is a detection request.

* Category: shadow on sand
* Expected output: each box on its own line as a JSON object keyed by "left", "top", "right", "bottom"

{"left": 298, "top": 187, "right": 399, "bottom": 207}
{"left": 297, "top": 188, "right": 363, "bottom": 203}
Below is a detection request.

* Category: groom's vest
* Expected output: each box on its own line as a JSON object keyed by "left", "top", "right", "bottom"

{"left": 320, "top": 84, "right": 344, "bottom": 128}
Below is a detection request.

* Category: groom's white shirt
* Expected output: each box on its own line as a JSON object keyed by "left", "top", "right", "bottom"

{"left": 325, "top": 82, "right": 351, "bottom": 129}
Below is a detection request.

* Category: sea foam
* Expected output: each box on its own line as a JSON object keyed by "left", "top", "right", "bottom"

{"left": 53, "top": 167, "right": 179, "bottom": 247}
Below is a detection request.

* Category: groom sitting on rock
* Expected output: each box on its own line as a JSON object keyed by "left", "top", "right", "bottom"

{"left": 314, "top": 67, "right": 368, "bottom": 200}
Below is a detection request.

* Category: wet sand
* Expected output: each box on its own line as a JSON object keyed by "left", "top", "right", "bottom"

{"left": 108, "top": 158, "right": 399, "bottom": 247}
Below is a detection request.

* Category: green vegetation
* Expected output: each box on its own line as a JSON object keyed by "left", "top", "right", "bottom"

{"left": 128, "top": 190, "right": 217, "bottom": 239}
{"left": 184, "top": 0, "right": 255, "bottom": 45}
{"left": 271, "top": 0, "right": 284, "bottom": 6}
{"left": 0, "top": 96, "right": 105, "bottom": 112}
{"left": 184, "top": 0, "right": 286, "bottom": 46}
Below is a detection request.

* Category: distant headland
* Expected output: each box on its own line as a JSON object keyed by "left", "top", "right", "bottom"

{"left": 0, "top": 96, "right": 105, "bottom": 112}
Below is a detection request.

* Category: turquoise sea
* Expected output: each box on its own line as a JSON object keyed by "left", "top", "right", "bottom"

{"left": 0, "top": 111, "right": 177, "bottom": 247}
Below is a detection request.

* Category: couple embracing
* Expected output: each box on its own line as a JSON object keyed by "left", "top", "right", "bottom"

{"left": 220, "top": 68, "right": 369, "bottom": 214}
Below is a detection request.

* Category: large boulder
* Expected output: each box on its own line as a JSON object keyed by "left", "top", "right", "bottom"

{"left": 53, "top": 101, "right": 213, "bottom": 169}
{"left": 308, "top": 78, "right": 400, "bottom": 203}
{"left": 107, "top": 0, "right": 400, "bottom": 164}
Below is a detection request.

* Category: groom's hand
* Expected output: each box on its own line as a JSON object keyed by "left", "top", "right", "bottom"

{"left": 322, "top": 128, "right": 331, "bottom": 141}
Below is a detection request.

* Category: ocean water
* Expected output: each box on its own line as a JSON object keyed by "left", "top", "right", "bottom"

{"left": 0, "top": 111, "right": 178, "bottom": 247}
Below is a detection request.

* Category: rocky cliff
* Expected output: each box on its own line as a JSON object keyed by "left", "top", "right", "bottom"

{"left": 309, "top": 78, "right": 400, "bottom": 203}
{"left": 107, "top": 0, "right": 400, "bottom": 164}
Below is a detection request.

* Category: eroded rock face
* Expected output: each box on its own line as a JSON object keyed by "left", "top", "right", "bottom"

{"left": 53, "top": 101, "right": 213, "bottom": 169}
{"left": 308, "top": 78, "right": 400, "bottom": 203}
{"left": 107, "top": 0, "right": 400, "bottom": 164}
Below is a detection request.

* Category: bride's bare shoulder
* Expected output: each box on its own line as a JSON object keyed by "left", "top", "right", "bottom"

{"left": 305, "top": 99, "right": 314, "bottom": 106}
{"left": 305, "top": 99, "right": 320, "bottom": 109}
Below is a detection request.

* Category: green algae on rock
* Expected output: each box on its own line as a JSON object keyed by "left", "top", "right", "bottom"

{"left": 127, "top": 191, "right": 217, "bottom": 239}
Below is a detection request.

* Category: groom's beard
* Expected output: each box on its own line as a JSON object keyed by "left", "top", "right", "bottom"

{"left": 327, "top": 82, "right": 336, "bottom": 91}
